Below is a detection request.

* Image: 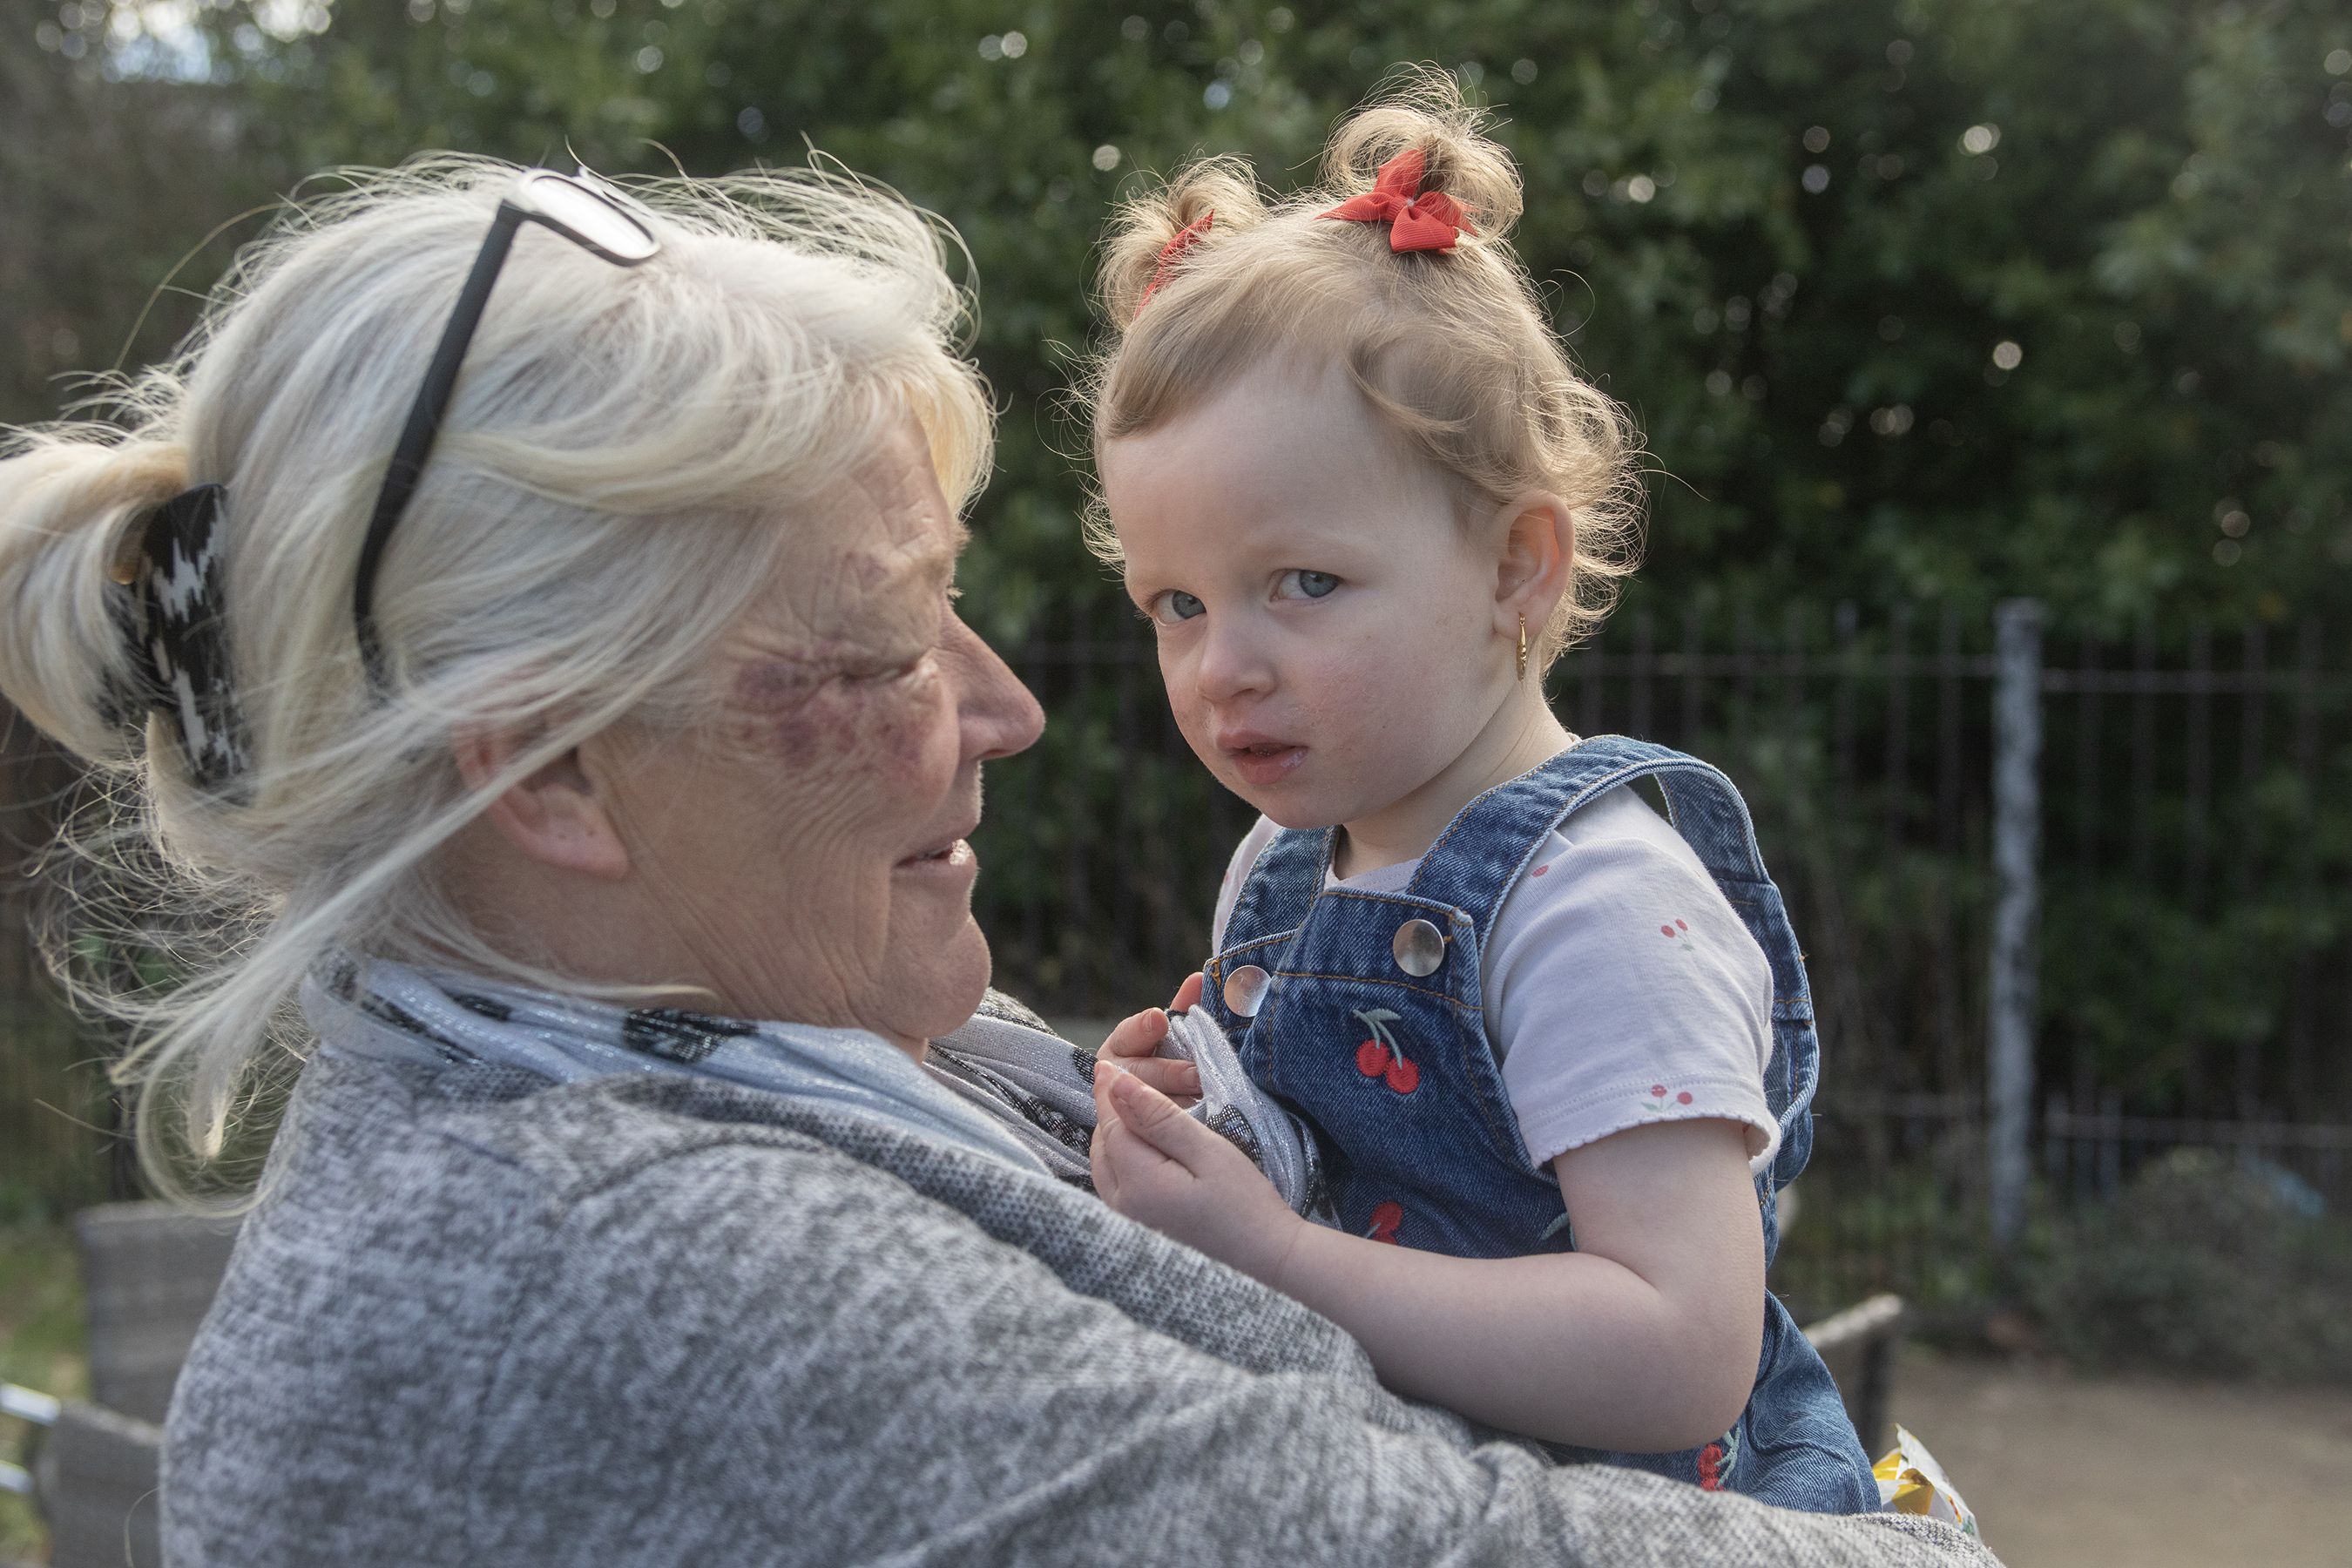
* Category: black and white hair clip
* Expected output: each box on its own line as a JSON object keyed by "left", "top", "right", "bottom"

{"left": 107, "top": 483, "right": 253, "bottom": 794}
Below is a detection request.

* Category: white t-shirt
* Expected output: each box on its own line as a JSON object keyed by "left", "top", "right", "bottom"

{"left": 1211, "top": 783, "right": 1781, "bottom": 1175}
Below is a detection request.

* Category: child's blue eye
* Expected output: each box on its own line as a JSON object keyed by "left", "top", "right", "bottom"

{"left": 1156, "top": 590, "right": 1206, "bottom": 623}
{"left": 1280, "top": 570, "right": 1341, "bottom": 600}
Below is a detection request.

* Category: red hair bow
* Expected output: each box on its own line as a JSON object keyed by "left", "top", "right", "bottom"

{"left": 1135, "top": 211, "right": 1213, "bottom": 317}
{"left": 1317, "top": 148, "right": 1477, "bottom": 253}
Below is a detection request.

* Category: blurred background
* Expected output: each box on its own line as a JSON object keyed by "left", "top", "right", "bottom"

{"left": 3, "top": 0, "right": 2350, "bottom": 1558}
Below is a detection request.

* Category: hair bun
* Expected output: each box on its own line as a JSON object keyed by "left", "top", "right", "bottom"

{"left": 0, "top": 434, "right": 191, "bottom": 766}
{"left": 1322, "top": 66, "right": 1523, "bottom": 244}
{"left": 1098, "top": 155, "right": 1266, "bottom": 328}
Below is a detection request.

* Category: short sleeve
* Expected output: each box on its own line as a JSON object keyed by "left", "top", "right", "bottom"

{"left": 1485, "top": 791, "right": 1781, "bottom": 1174}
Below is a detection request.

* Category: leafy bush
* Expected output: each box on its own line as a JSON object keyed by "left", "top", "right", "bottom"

{"left": 2027, "top": 1148, "right": 2352, "bottom": 1383}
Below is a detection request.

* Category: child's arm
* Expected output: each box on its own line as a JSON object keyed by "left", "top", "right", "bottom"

{"left": 1090, "top": 1060, "right": 1764, "bottom": 1454}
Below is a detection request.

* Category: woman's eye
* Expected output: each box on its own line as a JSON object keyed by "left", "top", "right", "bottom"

{"left": 856, "top": 655, "right": 924, "bottom": 683}
{"left": 1278, "top": 570, "right": 1342, "bottom": 600}
{"left": 1153, "top": 590, "right": 1206, "bottom": 624}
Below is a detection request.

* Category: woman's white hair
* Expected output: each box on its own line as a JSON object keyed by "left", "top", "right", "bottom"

{"left": 0, "top": 154, "right": 993, "bottom": 1203}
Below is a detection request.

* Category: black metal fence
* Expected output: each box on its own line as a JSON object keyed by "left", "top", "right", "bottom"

{"left": 973, "top": 599, "right": 2352, "bottom": 1317}
{"left": 3, "top": 600, "right": 2348, "bottom": 1315}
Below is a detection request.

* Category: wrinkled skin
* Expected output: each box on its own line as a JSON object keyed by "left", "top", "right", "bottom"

{"left": 449, "top": 416, "right": 1043, "bottom": 1055}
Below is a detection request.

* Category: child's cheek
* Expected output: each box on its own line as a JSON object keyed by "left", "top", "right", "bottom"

{"left": 1315, "top": 625, "right": 1403, "bottom": 738}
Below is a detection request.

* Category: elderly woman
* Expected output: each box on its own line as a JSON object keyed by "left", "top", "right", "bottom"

{"left": 0, "top": 161, "right": 1990, "bottom": 1566}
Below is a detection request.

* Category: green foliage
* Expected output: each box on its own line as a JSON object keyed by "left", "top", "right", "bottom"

{"left": 0, "top": 1007, "right": 115, "bottom": 1220}
{"left": 0, "top": 1220, "right": 86, "bottom": 1560}
{"left": 5, "top": 0, "right": 2350, "bottom": 1195}
{"left": 2026, "top": 1148, "right": 2352, "bottom": 1382}
{"left": 10, "top": 0, "right": 2351, "bottom": 635}
{"left": 1771, "top": 1158, "right": 2000, "bottom": 1326}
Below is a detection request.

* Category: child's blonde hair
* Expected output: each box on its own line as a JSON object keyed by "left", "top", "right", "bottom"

{"left": 1084, "top": 69, "right": 1643, "bottom": 666}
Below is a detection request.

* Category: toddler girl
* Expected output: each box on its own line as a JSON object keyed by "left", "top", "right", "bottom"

{"left": 1081, "top": 75, "right": 1878, "bottom": 1513}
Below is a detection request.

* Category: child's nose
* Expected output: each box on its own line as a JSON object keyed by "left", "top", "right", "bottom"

{"left": 1192, "top": 620, "right": 1274, "bottom": 704}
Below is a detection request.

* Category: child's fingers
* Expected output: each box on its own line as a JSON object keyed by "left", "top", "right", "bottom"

{"left": 1098, "top": 1006, "right": 1170, "bottom": 1059}
{"left": 1090, "top": 1061, "right": 1178, "bottom": 1206}
{"left": 1118, "top": 1057, "right": 1202, "bottom": 1103}
{"left": 1089, "top": 1064, "right": 1123, "bottom": 1202}
{"left": 1170, "top": 972, "right": 1206, "bottom": 1013}
{"left": 1105, "top": 1066, "right": 1228, "bottom": 1177}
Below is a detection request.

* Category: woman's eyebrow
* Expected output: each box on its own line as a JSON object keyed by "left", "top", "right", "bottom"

{"left": 907, "top": 520, "right": 971, "bottom": 587}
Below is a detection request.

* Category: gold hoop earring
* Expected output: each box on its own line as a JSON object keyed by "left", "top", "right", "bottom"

{"left": 1516, "top": 614, "right": 1530, "bottom": 682}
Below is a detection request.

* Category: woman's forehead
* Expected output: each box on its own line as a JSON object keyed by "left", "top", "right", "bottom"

{"left": 755, "top": 433, "right": 966, "bottom": 641}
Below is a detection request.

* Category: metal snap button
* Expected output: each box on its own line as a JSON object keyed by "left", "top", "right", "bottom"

{"left": 1222, "top": 963, "right": 1271, "bottom": 1018}
{"left": 1392, "top": 918, "right": 1446, "bottom": 977}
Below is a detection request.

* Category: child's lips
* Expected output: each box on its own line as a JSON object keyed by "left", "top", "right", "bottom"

{"left": 1224, "top": 740, "right": 1308, "bottom": 787}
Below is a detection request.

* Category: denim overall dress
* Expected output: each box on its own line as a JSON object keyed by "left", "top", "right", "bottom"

{"left": 1200, "top": 736, "right": 1878, "bottom": 1513}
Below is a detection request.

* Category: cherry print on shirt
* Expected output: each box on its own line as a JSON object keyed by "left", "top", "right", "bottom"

{"left": 1659, "top": 916, "right": 1693, "bottom": 953}
{"left": 1531, "top": 860, "right": 1552, "bottom": 877}
{"left": 1639, "top": 1084, "right": 1698, "bottom": 1116}
{"left": 1365, "top": 1200, "right": 1404, "bottom": 1245}
{"left": 1351, "top": 1008, "right": 1419, "bottom": 1094}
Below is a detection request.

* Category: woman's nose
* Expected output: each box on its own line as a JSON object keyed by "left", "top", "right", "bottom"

{"left": 953, "top": 614, "right": 1044, "bottom": 763}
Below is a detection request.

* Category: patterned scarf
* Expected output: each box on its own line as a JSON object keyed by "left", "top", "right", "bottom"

{"left": 302, "top": 956, "right": 1325, "bottom": 1214}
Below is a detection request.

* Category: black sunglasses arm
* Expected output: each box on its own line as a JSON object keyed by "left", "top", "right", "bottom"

{"left": 351, "top": 200, "right": 528, "bottom": 686}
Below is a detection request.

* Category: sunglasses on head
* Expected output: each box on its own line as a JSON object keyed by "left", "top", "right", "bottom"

{"left": 352, "top": 169, "right": 661, "bottom": 689}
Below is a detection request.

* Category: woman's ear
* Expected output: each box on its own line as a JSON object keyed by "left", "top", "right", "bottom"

{"left": 451, "top": 727, "right": 632, "bottom": 881}
{"left": 1491, "top": 492, "right": 1577, "bottom": 632}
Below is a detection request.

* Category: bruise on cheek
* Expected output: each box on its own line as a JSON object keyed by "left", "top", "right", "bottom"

{"left": 733, "top": 656, "right": 828, "bottom": 714}
{"left": 730, "top": 652, "right": 850, "bottom": 760}
{"left": 729, "top": 651, "right": 944, "bottom": 774}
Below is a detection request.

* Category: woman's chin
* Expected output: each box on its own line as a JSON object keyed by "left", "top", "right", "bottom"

{"left": 881, "top": 913, "right": 996, "bottom": 1046}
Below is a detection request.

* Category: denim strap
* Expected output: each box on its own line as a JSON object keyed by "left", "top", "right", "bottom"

{"left": 1407, "top": 737, "right": 1774, "bottom": 952}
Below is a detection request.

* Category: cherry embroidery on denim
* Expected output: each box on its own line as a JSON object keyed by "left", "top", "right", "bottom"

{"left": 1697, "top": 1426, "right": 1740, "bottom": 1490}
{"left": 1365, "top": 1200, "right": 1404, "bottom": 1244}
{"left": 1351, "top": 1008, "right": 1419, "bottom": 1094}
{"left": 1639, "top": 1084, "right": 1697, "bottom": 1116}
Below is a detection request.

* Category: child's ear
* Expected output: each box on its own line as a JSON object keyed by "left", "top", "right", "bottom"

{"left": 1490, "top": 492, "right": 1576, "bottom": 630}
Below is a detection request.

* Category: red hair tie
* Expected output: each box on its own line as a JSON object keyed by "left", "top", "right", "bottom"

{"left": 1316, "top": 148, "right": 1477, "bottom": 253}
{"left": 1135, "top": 211, "right": 1213, "bottom": 317}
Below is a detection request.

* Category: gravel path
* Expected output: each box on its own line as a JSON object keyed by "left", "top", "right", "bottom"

{"left": 1896, "top": 1349, "right": 2352, "bottom": 1567}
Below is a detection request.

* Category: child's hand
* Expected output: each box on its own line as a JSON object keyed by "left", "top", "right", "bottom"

{"left": 1094, "top": 972, "right": 1208, "bottom": 1107}
{"left": 1090, "top": 1058, "right": 1302, "bottom": 1288}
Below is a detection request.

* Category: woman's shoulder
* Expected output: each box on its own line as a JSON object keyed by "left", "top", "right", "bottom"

{"left": 247, "top": 1045, "right": 916, "bottom": 1220}
{"left": 165, "top": 1052, "right": 1024, "bottom": 1562}
{"left": 161, "top": 1051, "right": 1405, "bottom": 1566}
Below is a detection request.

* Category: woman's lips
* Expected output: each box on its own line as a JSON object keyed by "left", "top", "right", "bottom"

{"left": 1226, "top": 742, "right": 1308, "bottom": 787}
{"left": 896, "top": 837, "right": 977, "bottom": 876}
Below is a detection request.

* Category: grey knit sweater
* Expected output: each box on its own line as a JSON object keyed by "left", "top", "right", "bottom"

{"left": 161, "top": 1049, "right": 1999, "bottom": 1566}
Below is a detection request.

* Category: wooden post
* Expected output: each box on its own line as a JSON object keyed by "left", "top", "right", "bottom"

{"left": 1988, "top": 599, "right": 2045, "bottom": 1251}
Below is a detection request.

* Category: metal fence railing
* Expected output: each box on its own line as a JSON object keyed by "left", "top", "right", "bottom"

{"left": 3, "top": 600, "right": 2348, "bottom": 1308}
{"left": 973, "top": 598, "right": 2351, "bottom": 1315}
